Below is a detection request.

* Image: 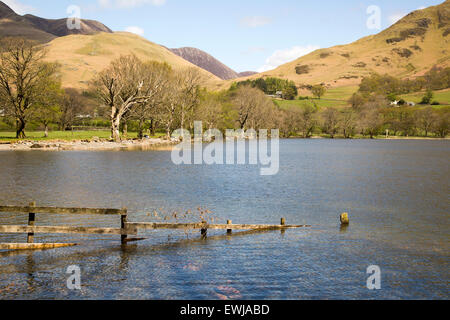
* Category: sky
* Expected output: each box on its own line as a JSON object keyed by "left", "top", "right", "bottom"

{"left": 3, "top": 0, "right": 445, "bottom": 73}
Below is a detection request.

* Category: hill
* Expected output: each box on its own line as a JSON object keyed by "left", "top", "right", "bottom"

{"left": 42, "top": 32, "right": 221, "bottom": 89}
{"left": 170, "top": 47, "right": 258, "bottom": 80}
{"left": 226, "top": 1, "right": 450, "bottom": 91}
{"left": 0, "top": 0, "right": 112, "bottom": 43}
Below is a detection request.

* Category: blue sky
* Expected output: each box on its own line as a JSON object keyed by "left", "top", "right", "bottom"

{"left": 3, "top": 0, "right": 445, "bottom": 72}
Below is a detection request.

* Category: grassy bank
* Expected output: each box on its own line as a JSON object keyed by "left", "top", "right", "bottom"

{"left": 0, "top": 130, "right": 166, "bottom": 142}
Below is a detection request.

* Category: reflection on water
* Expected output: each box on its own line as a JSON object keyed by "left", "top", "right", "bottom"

{"left": 0, "top": 139, "right": 449, "bottom": 299}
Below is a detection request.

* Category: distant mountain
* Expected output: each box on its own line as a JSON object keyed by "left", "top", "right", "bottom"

{"left": 41, "top": 32, "right": 221, "bottom": 90}
{"left": 170, "top": 47, "right": 258, "bottom": 80}
{"left": 0, "top": 0, "right": 112, "bottom": 43}
{"left": 0, "top": 1, "right": 219, "bottom": 90}
{"left": 229, "top": 0, "right": 450, "bottom": 89}
{"left": 238, "top": 71, "right": 258, "bottom": 77}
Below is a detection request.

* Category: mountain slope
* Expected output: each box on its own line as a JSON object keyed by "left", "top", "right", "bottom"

{"left": 42, "top": 32, "right": 221, "bottom": 89}
{"left": 0, "top": 1, "right": 220, "bottom": 88}
{"left": 24, "top": 14, "right": 112, "bottom": 37}
{"left": 170, "top": 47, "right": 258, "bottom": 80}
{"left": 0, "top": 0, "right": 112, "bottom": 43}
{"left": 230, "top": 0, "right": 450, "bottom": 89}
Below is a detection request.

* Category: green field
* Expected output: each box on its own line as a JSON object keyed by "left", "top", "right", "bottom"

{"left": 0, "top": 130, "right": 166, "bottom": 142}
{"left": 321, "top": 86, "right": 359, "bottom": 100}
{"left": 276, "top": 86, "right": 450, "bottom": 111}
{"left": 399, "top": 89, "right": 450, "bottom": 105}
{"left": 275, "top": 85, "right": 358, "bottom": 110}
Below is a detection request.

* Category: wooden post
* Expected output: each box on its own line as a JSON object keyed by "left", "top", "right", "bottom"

{"left": 340, "top": 213, "right": 349, "bottom": 225}
{"left": 121, "top": 208, "right": 128, "bottom": 244}
{"left": 27, "top": 202, "right": 36, "bottom": 243}
{"left": 280, "top": 218, "right": 286, "bottom": 235}
{"left": 201, "top": 228, "right": 207, "bottom": 239}
{"left": 227, "top": 220, "right": 232, "bottom": 234}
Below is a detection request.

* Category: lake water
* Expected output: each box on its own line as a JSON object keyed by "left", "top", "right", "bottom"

{"left": 0, "top": 139, "right": 448, "bottom": 300}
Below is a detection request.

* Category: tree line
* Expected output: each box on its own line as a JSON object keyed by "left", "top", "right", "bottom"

{"left": 231, "top": 77, "right": 298, "bottom": 100}
{"left": 0, "top": 38, "right": 448, "bottom": 140}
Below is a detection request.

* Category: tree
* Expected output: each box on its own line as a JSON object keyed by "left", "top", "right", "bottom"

{"left": 398, "top": 109, "right": 417, "bottom": 136}
{"left": 349, "top": 93, "right": 366, "bottom": 110}
{"left": 384, "top": 109, "right": 402, "bottom": 136}
{"left": 33, "top": 77, "right": 64, "bottom": 137}
{"left": 282, "top": 85, "right": 297, "bottom": 100}
{"left": 311, "top": 84, "right": 327, "bottom": 100}
{"left": 0, "top": 38, "right": 59, "bottom": 138}
{"left": 420, "top": 90, "right": 434, "bottom": 105}
{"left": 131, "top": 61, "right": 171, "bottom": 139}
{"left": 197, "top": 91, "right": 224, "bottom": 130}
{"left": 432, "top": 114, "right": 449, "bottom": 138}
{"left": 297, "top": 105, "right": 318, "bottom": 138}
{"left": 416, "top": 107, "right": 435, "bottom": 137}
{"left": 59, "top": 89, "right": 85, "bottom": 131}
{"left": 340, "top": 110, "right": 357, "bottom": 139}
{"left": 321, "top": 107, "right": 340, "bottom": 138}
{"left": 358, "top": 108, "right": 383, "bottom": 139}
{"left": 231, "top": 86, "right": 262, "bottom": 129}
{"left": 177, "top": 68, "right": 201, "bottom": 130}
{"left": 157, "top": 70, "right": 180, "bottom": 139}
{"left": 92, "top": 55, "right": 157, "bottom": 141}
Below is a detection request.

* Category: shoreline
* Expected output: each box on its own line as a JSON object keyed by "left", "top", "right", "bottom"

{"left": 0, "top": 135, "right": 448, "bottom": 152}
{"left": 0, "top": 138, "right": 177, "bottom": 152}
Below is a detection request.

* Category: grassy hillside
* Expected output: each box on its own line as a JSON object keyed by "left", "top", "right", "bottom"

{"left": 274, "top": 87, "right": 450, "bottom": 111}
{"left": 399, "top": 88, "right": 450, "bottom": 104}
{"left": 219, "top": 1, "right": 449, "bottom": 91}
{"left": 42, "top": 32, "right": 221, "bottom": 89}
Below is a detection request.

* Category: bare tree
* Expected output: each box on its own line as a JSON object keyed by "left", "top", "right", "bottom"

{"left": 156, "top": 71, "right": 180, "bottom": 139}
{"left": 358, "top": 108, "right": 383, "bottom": 139}
{"left": 177, "top": 68, "right": 201, "bottom": 130}
{"left": 131, "top": 61, "right": 172, "bottom": 139}
{"left": 232, "top": 86, "right": 265, "bottom": 130}
{"left": 92, "top": 55, "right": 156, "bottom": 141}
{"left": 416, "top": 107, "right": 435, "bottom": 137}
{"left": 59, "top": 88, "right": 86, "bottom": 131}
{"left": 432, "top": 114, "right": 448, "bottom": 138}
{"left": 277, "top": 108, "right": 301, "bottom": 137}
{"left": 321, "top": 107, "right": 340, "bottom": 138}
{"left": 0, "top": 38, "right": 58, "bottom": 138}
{"left": 340, "top": 110, "right": 357, "bottom": 139}
{"left": 298, "top": 105, "right": 318, "bottom": 138}
{"left": 197, "top": 92, "right": 224, "bottom": 130}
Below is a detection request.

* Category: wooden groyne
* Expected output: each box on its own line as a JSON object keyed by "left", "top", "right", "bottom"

{"left": 0, "top": 203, "right": 309, "bottom": 251}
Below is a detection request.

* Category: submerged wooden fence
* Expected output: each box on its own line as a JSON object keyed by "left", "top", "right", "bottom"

{"left": 0, "top": 203, "right": 309, "bottom": 251}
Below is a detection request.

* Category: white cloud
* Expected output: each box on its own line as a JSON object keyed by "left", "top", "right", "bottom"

{"left": 99, "top": 0, "right": 166, "bottom": 9}
{"left": 125, "top": 26, "right": 144, "bottom": 36}
{"left": 258, "top": 45, "right": 320, "bottom": 73}
{"left": 240, "top": 16, "right": 272, "bottom": 28}
{"left": 2, "top": 0, "right": 36, "bottom": 15}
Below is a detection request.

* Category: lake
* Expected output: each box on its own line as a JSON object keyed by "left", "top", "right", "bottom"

{"left": 0, "top": 139, "right": 448, "bottom": 299}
